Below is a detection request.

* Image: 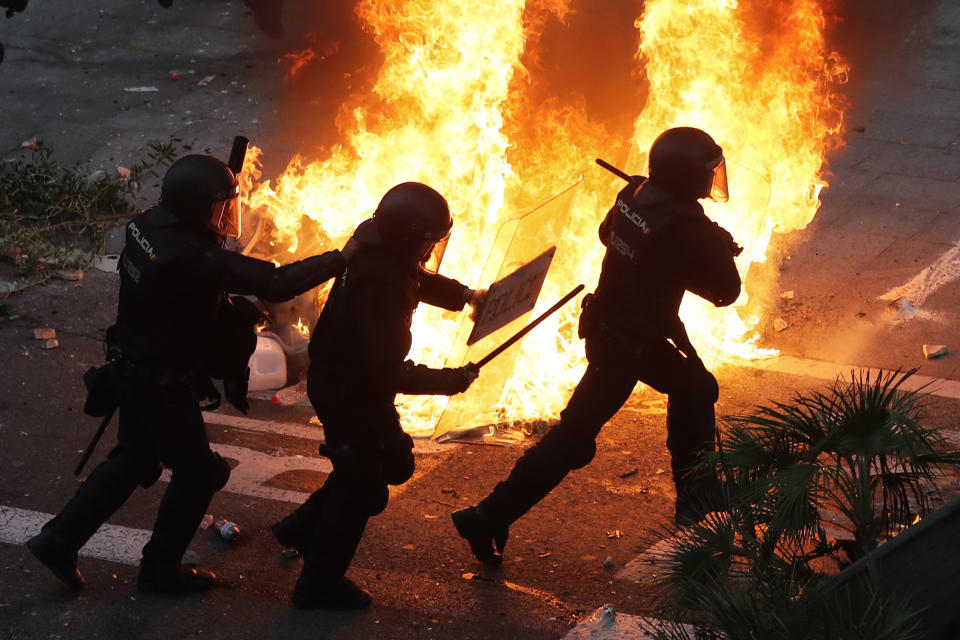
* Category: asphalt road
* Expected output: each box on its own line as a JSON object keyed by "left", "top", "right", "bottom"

{"left": 2, "top": 0, "right": 960, "bottom": 638}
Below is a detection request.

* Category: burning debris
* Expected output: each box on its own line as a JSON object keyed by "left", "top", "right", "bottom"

{"left": 237, "top": 0, "right": 847, "bottom": 436}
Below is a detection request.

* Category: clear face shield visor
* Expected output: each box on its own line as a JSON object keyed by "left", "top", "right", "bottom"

{"left": 419, "top": 233, "right": 450, "bottom": 274}
{"left": 208, "top": 194, "right": 242, "bottom": 240}
{"left": 706, "top": 156, "right": 729, "bottom": 202}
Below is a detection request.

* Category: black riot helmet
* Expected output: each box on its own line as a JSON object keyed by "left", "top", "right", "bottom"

{"left": 160, "top": 155, "right": 242, "bottom": 239}
{"left": 648, "top": 127, "right": 729, "bottom": 202}
{"left": 359, "top": 182, "right": 453, "bottom": 272}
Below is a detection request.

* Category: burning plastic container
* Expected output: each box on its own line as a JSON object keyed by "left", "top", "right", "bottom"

{"left": 247, "top": 332, "right": 287, "bottom": 391}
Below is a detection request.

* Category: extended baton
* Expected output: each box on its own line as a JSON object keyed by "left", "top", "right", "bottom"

{"left": 475, "top": 284, "right": 585, "bottom": 368}
{"left": 596, "top": 158, "right": 632, "bottom": 182}
{"left": 74, "top": 405, "right": 117, "bottom": 476}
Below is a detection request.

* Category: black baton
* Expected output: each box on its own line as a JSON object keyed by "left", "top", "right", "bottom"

{"left": 595, "top": 158, "right": 632, "bottom": 182}
{"left": 475, "top": 284, "right": 585, "bottom": 368}
{"left": 74, "top": 406, "right": 117, "bottom": 476}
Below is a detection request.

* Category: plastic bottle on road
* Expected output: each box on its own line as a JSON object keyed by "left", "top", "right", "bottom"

{"left": 214, "top": 519, "right": 240, "bottom": 541}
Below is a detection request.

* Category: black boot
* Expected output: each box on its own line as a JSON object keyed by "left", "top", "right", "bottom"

{"left": 137, "top": 563, "right": 216, "bottom": 594}
{"left": 451, "top": 506, "right": 508, "bottom": 566}
{"left": 272, "top": 511, "right": 311, "bottom": 552}
{"left": 272, "top": 490, "right": 324, "bottom": 552}
{"left": 26, "top": 528, "right": 84, "bottom": 592}
{"left": 292, "top": 576, "right": 371, "bottom": 610}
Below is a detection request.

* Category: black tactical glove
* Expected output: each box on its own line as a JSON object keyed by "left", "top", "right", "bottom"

{"left": 442, "top": 363, "right": 479, "bottom": 395}
{"left": 711, "top": 221, "right": 743, "bottom": 257}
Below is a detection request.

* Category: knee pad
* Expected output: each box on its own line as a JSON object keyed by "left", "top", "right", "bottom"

{"left": 174, "top": 451, "right": 231, "bottom": 493}
{"left": 676, "top": 370, "right": 719, "bottom": 406}
{"left": 383, "top": 448, "right": 415, "bottom": 486}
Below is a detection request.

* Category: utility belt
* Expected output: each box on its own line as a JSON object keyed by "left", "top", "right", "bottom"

{"left": 577, "top": 292, "right": 685, "bottom": 348}
{"left": 82, "top": 355, "right": 218, "bottom": 417}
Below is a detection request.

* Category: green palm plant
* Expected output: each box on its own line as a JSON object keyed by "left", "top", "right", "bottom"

{"left": 643, "top": 368, "right": 959, "bottom": 639}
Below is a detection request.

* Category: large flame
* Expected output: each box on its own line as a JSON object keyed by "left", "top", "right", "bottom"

{"left": 240, "top": 0, "right": 846, "bottom": 436}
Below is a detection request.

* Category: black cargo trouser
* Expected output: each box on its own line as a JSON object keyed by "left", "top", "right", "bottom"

{"left": 479, "top": 326, "right": 720, "bottom": 528}
{"left": 292, "top": 373, "right": 415, "bottom": 589}
{"left": 43, "top": 369, "right": 229, "bottom": 569}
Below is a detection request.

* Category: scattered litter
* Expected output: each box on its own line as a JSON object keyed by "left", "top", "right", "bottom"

{"left": 213, "top": 519, "right": 239, "bottom": 541}
{"left": 123, "top": 86, "right": 158, "bottom": 92}
{"left": 773, "top": 317, "right": 788, "bottom": 332}
{"left": 581, "top": 604, "right": 616, "bottom": 634}
{"left": 196, "top": 75, "right": 216, "bottom": 86}
{"left": 34, "top": 328, "right": 55, "bottom": 340}
{"left": 602, "top": 556, "right": 614, "bottom": 568}
{"left": 281, "top": 547, "right": 300, "bottom": 559}
{"left": 606, "top": 530, "right": 623, "bottom": 539}
{"left": 94, "top": 255, "right": 120, "bottom": 272}
{"left": 461, "top": 572, "right": 476, "bottom": 580}
{"left": 18, "top": 431, "right": 27, "bottom": 437}
{"left": 181, "top": 551, "right": 200, "bottom": 565}
{"left": 270, "top": 384, "right": 306, "bottom": 405}
{"left": 54, "top": 270, "right": 84, "bottom": 281}
{"left": 923, "top": 344, "right": 948, "bottom": 360}
{"left": 617, "top": 467, "right": 638, "bottom": 479}
{"left": 855, "top": 311, "right": 866, "bottom": 318}
{"left": 654, "top": 468, "right": 665, "bottom": 475}
{"left": 780, "top": 290, "right": 795, "bottom": 300}
{"left": 116, "top": 166, "right": 131, "bottom": 179}
{"left": 199, "top": 514, "right": 214, "bottom": 529}
{"left": 21, "top": 137, "right": 38, "bottom": 149}
{"left": 45, "top": 339, "right": 59, "bottom": 350}
{"left": 169, "top": 72, "right": 178, "bottom": 80}
{"left": 887, "top": 297, "right": 917, "bottom": 321}
{"left": 440, "top": 487, "right": 457, "bottom": 495}
{"left": 538, "top": 552, "right": 551, "bottom": 559}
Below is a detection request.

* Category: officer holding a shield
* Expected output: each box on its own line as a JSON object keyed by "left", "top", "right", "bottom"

{"left": 271, "top": 182, "right": 483, "bottom": 610}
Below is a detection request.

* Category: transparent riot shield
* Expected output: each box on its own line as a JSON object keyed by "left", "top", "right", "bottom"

{"left": 432, "top": 179, "right": 583, "bottom": 439}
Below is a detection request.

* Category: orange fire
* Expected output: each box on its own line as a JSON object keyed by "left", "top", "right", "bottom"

{"left": 239, "top": 0, "right": 847, "bottom": 437}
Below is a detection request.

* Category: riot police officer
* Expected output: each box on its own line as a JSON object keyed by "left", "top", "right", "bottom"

{"left": 453, "top": 127, "right": 742, "bottom": 565}
{"left": 27, "top": 152, "right": 353, "bottom": 594}
{"left": 271, "top": 182, "right": 480, "bottom": 610}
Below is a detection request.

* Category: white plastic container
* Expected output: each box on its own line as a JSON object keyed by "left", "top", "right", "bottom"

{"left": 247, "top": 332, "right": 287, "bottom": 391}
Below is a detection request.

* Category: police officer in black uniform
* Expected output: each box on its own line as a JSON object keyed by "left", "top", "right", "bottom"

{"left": 27, "top": 153, "right": 352, "bottom": 593}
{"left": 271, "top": 182, "right": 480, "bottom": 610}
{"left": 452, "top": 127, "right": 743, "bottom": 565}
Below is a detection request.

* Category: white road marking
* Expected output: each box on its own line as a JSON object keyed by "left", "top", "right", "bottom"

{"left": 206, "top": 443, "right": 331, "bottom": 505}
{"left": 0, "top": 505, "right": 147, "bottom": 567}
{"left": 205, "top": 413, "right": 326, "bottom": 442}
{"left": 880, "top": 240, "right": 960, "bottom": 309}
{"left": 563, "top": 605, "right": 695, "bottom": 638}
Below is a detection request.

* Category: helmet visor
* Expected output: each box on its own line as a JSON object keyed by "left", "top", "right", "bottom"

{"left": 209, "top": 195, "right": 241, "bottom": 239}
{"left": 420, "top": 233, "right": 449, "bottom": 273}
{"left": 707, "top": 156, "right": 729, "bottom": 202}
